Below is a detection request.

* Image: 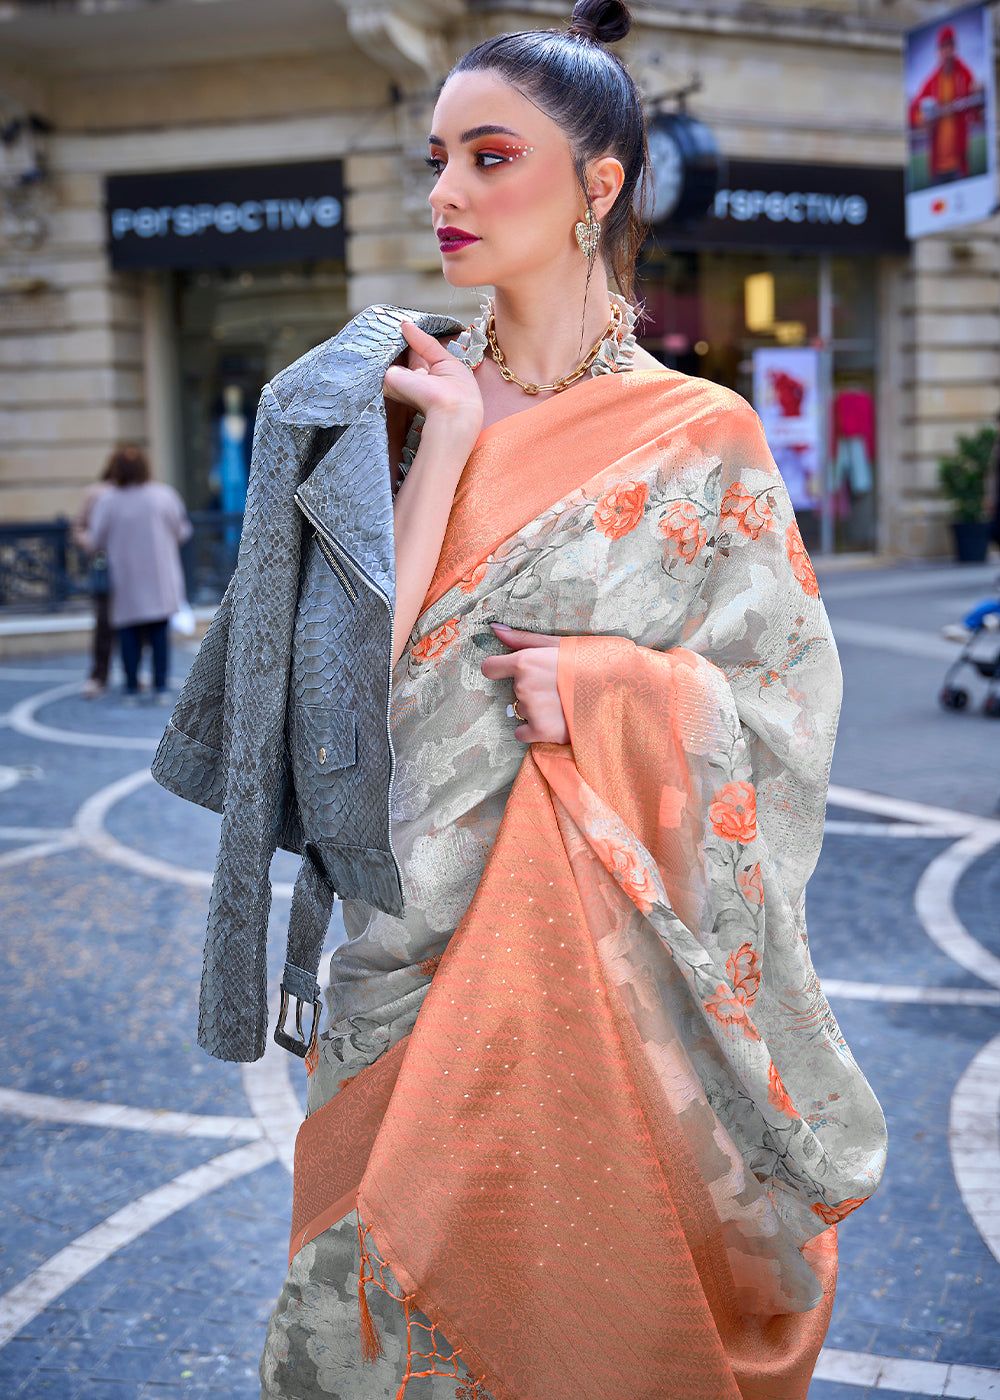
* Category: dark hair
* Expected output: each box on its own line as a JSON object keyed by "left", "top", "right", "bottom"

{"left": 105, "top": 444, "right": 150, "bottom": 487}
{"left": 451, "top": 0, "right": 649, "bottom": 302}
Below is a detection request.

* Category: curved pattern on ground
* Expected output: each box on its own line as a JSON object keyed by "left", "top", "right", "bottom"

{"left": 949, "top": 1030, "right": 1000, "bottom": 1267}
{"left": 2, "top": 672, "right": 1000, "bottom": 1394}
{"left": 72, "top": 767, "right": 296, "bottom": 900}
{"left": 6, "top": 681, "right": 158, "bottom": 750}
{"left": 0, "top": 1141, "right": 276, "bottom": 1350}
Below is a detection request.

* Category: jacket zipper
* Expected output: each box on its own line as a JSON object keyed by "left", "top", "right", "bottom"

{"left": 294, "top": 492, "right": 359, "bottom": 602}
{"left": 293, "top": 490, "right": 404, "bottom": 910}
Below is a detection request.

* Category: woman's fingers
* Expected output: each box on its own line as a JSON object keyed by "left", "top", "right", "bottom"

{"left": 401, "top": 320, "right": 457, "bottom": 366}
{"left": 480, "top": 652, "right": 518, "bottom": 681}
{"left": 490, "top": 623, "right": 561, "bottom": 650}
{"left": 481, "top": 641, "right": 570, "bottom": 746}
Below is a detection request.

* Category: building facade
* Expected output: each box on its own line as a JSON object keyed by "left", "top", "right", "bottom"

{"left": 1, "top": 0, "right": 998, "bottom": 557}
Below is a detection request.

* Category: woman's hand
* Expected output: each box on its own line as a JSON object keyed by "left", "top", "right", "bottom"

{"left": 481, "top": 624, "right": 570, "bottom": 745}
{"left": 384, "top": 322, "right": 483, "bottom": 438}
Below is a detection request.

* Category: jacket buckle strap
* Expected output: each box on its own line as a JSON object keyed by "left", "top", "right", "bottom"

{"left": 275, "top": 984, "right": 321, "bottom": 1059}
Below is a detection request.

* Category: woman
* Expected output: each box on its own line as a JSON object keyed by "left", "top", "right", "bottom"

{"left": 254, "top": 5, "right": 887, "bottom": 1396}
{"left": 89, "top": 445, "right": 191, "bottom": 703}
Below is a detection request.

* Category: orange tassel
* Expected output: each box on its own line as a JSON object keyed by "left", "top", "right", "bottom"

{"left": 357, "top": 1224, "right": 385, "bottom": 1364}
{"left": 358, "top": 1275, "right": 386, "bottom": 1363}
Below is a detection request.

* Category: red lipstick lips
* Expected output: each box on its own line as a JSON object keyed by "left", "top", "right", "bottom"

{"left": 437, "top": 226, "right": 480, "bottom": 253}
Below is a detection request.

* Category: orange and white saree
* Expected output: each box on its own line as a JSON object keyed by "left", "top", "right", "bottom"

{"left": 260, "top": 369, "right": 886, "bottom": 1400}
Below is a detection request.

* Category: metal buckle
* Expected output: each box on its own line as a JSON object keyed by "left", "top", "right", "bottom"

{"left": 274, "top": 985, "right": 320, "bottom": 1059}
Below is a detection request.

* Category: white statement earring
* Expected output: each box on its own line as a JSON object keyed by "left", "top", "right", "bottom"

{"left": 574, "top": 208, "right": 600, "bottom": 261}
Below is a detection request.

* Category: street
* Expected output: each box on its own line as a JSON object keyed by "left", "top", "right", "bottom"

{"left": 1, "top": 559, "right": 999, "bottom": 1400}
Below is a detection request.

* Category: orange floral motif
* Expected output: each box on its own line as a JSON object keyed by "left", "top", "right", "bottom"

{"left": 459, "top": 561, "right": 489, "bottom": 594}
{"left": 304, "top": 1038, "right": 319, "bottom": 1077}
{"left": 738, "top": 862, "right": 764, "bottom": 907}
{"left": 418, "top": 955, "right": 442, "bottom": 978}
{"left": 786, "top": 521, "right": 819, "bottom": 597}
{"left": 592, "top": 837, "right": 658, "bottom": 913}
{"left": 811, "top": 1197, "right": 868, "bottom": 1225}
{"left": 720, "top": 483, "right": 774, "bottom": 540}
{"left": 767, "top": 1061, "right": 800, "bottom": 1117}
{"left": 709, "top": 780, "right": 757, "bottom": 843}
{"left": 703, "top": 984, "right": 762, "bottom": 1041}
{"left": 594, "top": 480, "right": 649, "bottom": 540}
{"left": 411, "top": 618, "right": 461, "bottom": 665}
{"left": 727, "top": 941, "right": 761, "bottom": 1005}
{"left": 659, "top": 500, "right": 707, "bottom": 564}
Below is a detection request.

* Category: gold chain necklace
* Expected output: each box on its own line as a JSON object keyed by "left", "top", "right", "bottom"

{"left": 485, "top": 301, "right": 623, "bottom": 396}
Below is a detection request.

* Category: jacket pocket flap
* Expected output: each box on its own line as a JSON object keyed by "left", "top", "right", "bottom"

{"left": 293, "top": 706, "right": 357, "bottom": 772}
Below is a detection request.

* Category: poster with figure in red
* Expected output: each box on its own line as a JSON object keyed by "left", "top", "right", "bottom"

{"left": 905, "top": 3, "right": 996, "bottom": 237}
{"left": 752, "top": 347, "right": 823, "bottom": 514}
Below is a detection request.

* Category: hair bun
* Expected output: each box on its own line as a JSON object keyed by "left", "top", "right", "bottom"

{"left": 568, "top": 0, "right": 631, "bottom": 44}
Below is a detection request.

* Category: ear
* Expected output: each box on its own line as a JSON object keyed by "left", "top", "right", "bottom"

{"left": 586, "top": 155, "right": 626, "bottom": 221}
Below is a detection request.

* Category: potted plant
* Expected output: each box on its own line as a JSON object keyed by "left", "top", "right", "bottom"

{"left": 938, "top": 424, "right": 997, "bottom": 562}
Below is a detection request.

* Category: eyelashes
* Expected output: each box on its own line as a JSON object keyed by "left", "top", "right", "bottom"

{"left": 424, "top": 150, "right": 530, "bottom": 178}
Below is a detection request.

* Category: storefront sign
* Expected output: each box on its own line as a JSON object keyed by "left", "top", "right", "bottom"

{"left": 106, "top": 160, "right": 345, "bottom": 269}
{"left": 657, "top": 160, "right": 907, "bottom": 253}
{"left": 752, "top": 348, "right": 823, "bottom": 512}
{"left": 904, "top": 3, "right": 997, "bottom": 237}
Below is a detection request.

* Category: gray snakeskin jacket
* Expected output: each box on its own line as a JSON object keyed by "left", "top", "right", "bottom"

{"left": 152, "top": 304, "right": 463, "bottom": 1063}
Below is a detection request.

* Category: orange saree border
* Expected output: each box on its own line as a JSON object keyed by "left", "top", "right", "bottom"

{"left": 422, "top": 369, "right": 682, "bottom": 612}
{"left": 288, "top": 1034, "right": 409, "bottom": 1263}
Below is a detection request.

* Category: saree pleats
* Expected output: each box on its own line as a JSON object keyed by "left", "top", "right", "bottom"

{"left": 282, "top": 370, "right": 885, "bottom": 1400}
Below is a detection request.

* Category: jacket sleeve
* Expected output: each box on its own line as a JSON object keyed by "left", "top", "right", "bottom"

{"left": 195, "top": 385, "right": 319, "bottom": 1062}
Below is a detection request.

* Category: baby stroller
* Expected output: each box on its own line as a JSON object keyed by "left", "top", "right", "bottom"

{"left": 939, "top": 594, "right": 1000, "bottom": 717}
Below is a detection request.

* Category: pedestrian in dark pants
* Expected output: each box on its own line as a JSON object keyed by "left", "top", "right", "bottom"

{"left": 72, "top": 466, "right": 114, "bottom": 698}
{"left": 90, "top": 446, "right": 192, "bottom": 703}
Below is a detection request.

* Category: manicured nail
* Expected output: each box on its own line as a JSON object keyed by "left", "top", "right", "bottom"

{"left": 490, "top": 622, "right": 512, "bottom": 632}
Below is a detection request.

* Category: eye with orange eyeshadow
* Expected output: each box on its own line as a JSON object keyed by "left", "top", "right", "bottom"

{"left": 424, "top": 142, "right": 535, "bottom": 177}
{"left": 479, "top": 141, "right": 535, "bottom": 165}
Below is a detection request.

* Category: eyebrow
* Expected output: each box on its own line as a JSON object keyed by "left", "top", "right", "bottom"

{"left": 427, "top": 124, "right": 524, "bottom": 146}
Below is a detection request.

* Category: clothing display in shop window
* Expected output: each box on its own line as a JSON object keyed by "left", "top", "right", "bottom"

{"left": 833, "top": 389, "right": 875, "bottom": 496}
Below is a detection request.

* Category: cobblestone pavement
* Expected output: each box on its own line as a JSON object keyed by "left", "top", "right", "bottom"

{"left": 1, "top": 560, "right": 999, "bottom": 1400}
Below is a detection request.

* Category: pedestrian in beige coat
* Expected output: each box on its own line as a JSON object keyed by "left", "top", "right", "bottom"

{"left": 90, "top": 446, "right": 192, "bottom": 702}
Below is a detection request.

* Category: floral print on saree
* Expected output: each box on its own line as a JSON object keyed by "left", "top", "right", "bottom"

{"left": 267, "top": 370, "right": 885, "bottom": 1400}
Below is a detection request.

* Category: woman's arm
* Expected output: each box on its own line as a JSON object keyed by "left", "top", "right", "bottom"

{"left": 385, "top": 323, "right": 482, "bottom": 664}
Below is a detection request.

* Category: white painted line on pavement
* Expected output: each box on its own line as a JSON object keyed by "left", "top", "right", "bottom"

{"left": 825, "top": 820, "right": 965, "bottom": 838}
{"left": 241, "top": 989, "right": 307, "bottom": 1176}
{"left": 0, "top": 826, "right": 74, "bottom": 841}
{"left": 829, "top": 785, "right": 1000, "bottom": 836}
{"left": 72, "top": 768, "right": 295, "bottom": 899}
{"left": 0, "top": 1087, "right": 261, "bottom": 1141}
{"left": 822, "top": 979, "right": 1000, "bottom": 1006}
{"left": 0, "top": 838, "right": 79, "bottom": 869}
{"left": 950, "top": 1030, "right": 1000, "bottom": 1268}
{"left": 0, "top": 1139, "right": 276, "bottom": 1349}
{"left": 915, "top": 828, "right": 1000, "bottom": 991}
{"left": 6, "top": 681, "right": 157, "bottom": 750}
{"left": 816, "top": 1348, "right": 1000, "bottom": 1396}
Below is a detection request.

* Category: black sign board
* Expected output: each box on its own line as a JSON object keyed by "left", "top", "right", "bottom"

{"left": 106, "top": 160, "right": 345, "bottom": 270}
{"left": 653, "top": 159, "right": 908, "bottom": 254}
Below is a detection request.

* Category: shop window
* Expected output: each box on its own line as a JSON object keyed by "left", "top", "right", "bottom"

{"left": 637, "top": 249, "right": 879, "bottom": 552}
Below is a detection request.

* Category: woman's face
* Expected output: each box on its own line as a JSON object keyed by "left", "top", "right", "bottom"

{"left": 427, "top": 70, "right": 586, "bottom": 289}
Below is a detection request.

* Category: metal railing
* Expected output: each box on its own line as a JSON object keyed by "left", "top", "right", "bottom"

{"left": 0, "top": 512, "right": 244, "bottom": 614}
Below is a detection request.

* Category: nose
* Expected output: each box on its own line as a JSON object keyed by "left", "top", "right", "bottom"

{"left": 429, "top": 160, "right": 467, "bottom": 217}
